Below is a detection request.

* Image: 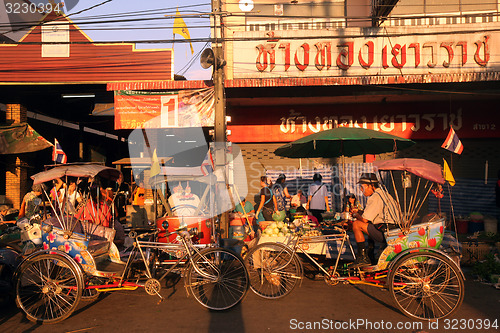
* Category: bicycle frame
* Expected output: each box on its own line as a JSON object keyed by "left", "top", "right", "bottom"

{"left": 119, "top": 229, "right": 220, "bottom": 297}
{"left": 267, "top": 225, "right": 357, "bottom": 281}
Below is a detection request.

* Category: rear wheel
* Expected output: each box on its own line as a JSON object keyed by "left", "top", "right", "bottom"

{"left": 15, "top": 253, "right": 83, "bottom": 323}
{"left": 388, "top": 251, "right": 464, "bottom": 320}
{"left": 244, "top": 242, "right": 302, "bottom": 299}
{"left": 185, "top": 248, "right": 248, "bottom": 310}
{"left": 81, "top": 277, "right": 105, "bottom": 302}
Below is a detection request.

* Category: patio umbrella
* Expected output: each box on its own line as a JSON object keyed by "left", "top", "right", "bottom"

{"left": 274, "top": 127, "right": 415, "bottom": 210}
{"left": 274, "top": 127, "right": 415, "bottom": 158}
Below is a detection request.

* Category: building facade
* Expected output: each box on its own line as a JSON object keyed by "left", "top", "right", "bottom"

{"left": 213, "top": 0, "right": 500, "bottom": 201}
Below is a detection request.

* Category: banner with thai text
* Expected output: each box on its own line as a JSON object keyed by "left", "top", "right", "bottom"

{"left": 114, "top": 88, "right": 214, "bottom": 130}
{"left": 227, "top": 100, "right": 499, "bottom": 142}
{"left": 231, "top": 23, "right": 495, "bottom": 80}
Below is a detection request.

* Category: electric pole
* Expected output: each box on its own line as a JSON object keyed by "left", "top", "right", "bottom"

{"left": 211, "top": 0, "right": 228, "bottom": 238}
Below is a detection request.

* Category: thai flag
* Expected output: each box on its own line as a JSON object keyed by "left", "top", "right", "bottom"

{"left": 52, "top": 138, "right": 68, "bottom": 164}
{"left": 441, "top": 128, "right": 464, "bottom": 154}
{"left": 200, "top": 149, "right": 214, "bottom": 176}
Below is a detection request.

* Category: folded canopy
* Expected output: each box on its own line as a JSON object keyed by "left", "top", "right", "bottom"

{"left": 32, "top": 164, "right": 122, "bottom": 185}
{"left": 373, "top": 158, "right": 444, "bottom": 184}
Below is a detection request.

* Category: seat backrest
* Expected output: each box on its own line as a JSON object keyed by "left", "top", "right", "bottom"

{"left": 80, "top": 220, "right": 116, "bottom": 242}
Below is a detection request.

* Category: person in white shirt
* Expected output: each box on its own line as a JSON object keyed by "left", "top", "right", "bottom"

{"left": 59, "top": 180, "right": 82, "bottom": 214}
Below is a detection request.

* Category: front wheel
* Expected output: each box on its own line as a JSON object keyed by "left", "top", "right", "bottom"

{"left": 15, "top": 253, "right": 83, "bottom": 323}
{"left": 244, "top": 242, "right": 302, "bottom": 299}
{"left": 185, "top": 248, "right": 249, "bottom": 310}
{"left": 388, "top": 251, "right": 464, "bottom": 321}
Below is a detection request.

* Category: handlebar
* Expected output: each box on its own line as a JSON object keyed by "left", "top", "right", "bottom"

{"left": 129, "top": 225, "right": 193, "bottom": 239}
{"left": 128, "top": 229, "right": 158, "bottom": 239}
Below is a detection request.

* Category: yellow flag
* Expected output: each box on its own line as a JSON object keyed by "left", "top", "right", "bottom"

{"left": 443, "top": 158, "right": 455, "bottom": 186}
{"left": 150, "top": 149, "right": 161, "bottom": 178}
{"left": 173, "top": 8, "right": 194, "bottom": 54}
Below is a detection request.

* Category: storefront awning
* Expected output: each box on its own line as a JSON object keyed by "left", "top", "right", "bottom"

{"left": 0, "top": 122, "right": 52, "bottom": 154}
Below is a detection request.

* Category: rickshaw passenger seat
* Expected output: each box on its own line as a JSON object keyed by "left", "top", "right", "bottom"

{"left": 80, "top": 220, "right": 116, "bottom": 257}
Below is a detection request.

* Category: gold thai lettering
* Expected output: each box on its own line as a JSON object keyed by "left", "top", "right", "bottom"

{"left": 256, "top": 44, "right": 276, "bottom": 72}
{"left": 448, "top": 108, "right": 463, "bottom": 130}
{"left": 358, "top": 41, "right": 374, "bottom": 69}
{"left": 474, "top": 35, "right": 490, "bottom": 67}
{"left": 456, "top": 41, "right": 467, "bottom": 66}
{"left": 382, "top": 45, "right": 389, "bottom": 69}
{"left": 423, "top": 43, "right": 437, "bottom": 68}
{"left": 308, "top": 117, "right": 322, "bottom": 132}
{"left": 408, "top": 114, "right": 420, "bottom": 132}
{"left": 440, "top": 42, "right": 454, "bottom": 68}
{"left": 436, "top": 113, "right": 448, "bottom": 130}
{"left": 380, "top": 115, "right": 395, "bottom": 132}
{"left": 278, "top": 111, "right": 462, "bottom": 135}
{"left": 395, "top": 115, "right": 407, "bottom": 131}
{"left": 314, "top": 42, "right": 332, "bottom": 71}
{"left": 294, "top": 43, "right": 310, "bottom": 71}
{"left": 254, "top": 37, "right": 488, "bottom": 72}
{"left": 408, "top": 43, "right": 420, "bottom": 67}
{"left": 279, "top": 43, "right": 291, "bottom": 71}
{"left": 337, "top": 42, "right": 354, "bottom": 70}
{"left": 391, "top": 44, "right": 406, "bottom": 69}
{"left": 280, "top": 117, "right": 296, "bottom": 133}
{"left": 422, "top": 114, "right": 436, "bottom": 131}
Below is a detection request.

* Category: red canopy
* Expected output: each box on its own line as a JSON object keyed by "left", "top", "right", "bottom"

{"left": 373, "top": 158, "right": 444, "bottom": 184}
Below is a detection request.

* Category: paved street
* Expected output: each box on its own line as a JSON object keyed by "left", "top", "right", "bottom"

{"left": 0, "top": 269, "right": 498, "bottom": 333}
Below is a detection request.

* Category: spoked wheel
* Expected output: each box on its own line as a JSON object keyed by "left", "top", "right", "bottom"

{"left": 388, "top": 251, "right": 464, "bottom": 321}
{"left": 81, "top": 277, "right": 105, "bottom": 302}
{"left": 15, "top": 253, "right": 83, "bottom": 324}
{"left": 185, "top": 248, "right": 249, "bottom": 310}
{"left": 244, "top": 242, "right": 302, "bottom": 299}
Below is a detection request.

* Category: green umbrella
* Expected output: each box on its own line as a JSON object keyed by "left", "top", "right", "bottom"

{"left": 274, "top": 127, "right": 415, "bottom": 158}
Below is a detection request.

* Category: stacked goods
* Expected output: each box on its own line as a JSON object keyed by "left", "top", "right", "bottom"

{"left": 261, "top": 219, "right": 322, "bottom": 238}
{"left": 262, "top": 221, "right": 292, "bottom": 237}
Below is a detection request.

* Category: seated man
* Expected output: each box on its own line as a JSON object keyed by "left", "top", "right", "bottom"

{"left": 350, "top": 173, "right": 399, "bottom": 268}
{"left": 290, "top": 189, "right": 307, "bottom": 209}
{"left": 234, "top": 197, "right": 254, "bottom": 216}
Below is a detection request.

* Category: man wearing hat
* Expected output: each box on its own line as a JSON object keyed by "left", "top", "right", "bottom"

{"left": 350, "top": 173, "right": 398, "bottom": 268}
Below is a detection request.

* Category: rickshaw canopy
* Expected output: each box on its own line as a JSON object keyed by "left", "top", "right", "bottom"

{"left": 148, "top": 166, "right": 218, "bottom": 187}
{"left": 31, "top": 164, "right": 122, "bottom": 185}
{"left": 373, "top": 158, "right": 444, "bottom": 184}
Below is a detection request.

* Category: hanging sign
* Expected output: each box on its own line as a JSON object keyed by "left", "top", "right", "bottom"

{"left": 114, "top": 88, "right": 214, "bottom": 130}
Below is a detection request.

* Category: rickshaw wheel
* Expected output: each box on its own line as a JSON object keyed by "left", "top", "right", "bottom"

{"left": 388, "top": 251, "right": 464, "bottom": 321}
{"left": 81, "top": 277, "right": 105, "bottom": 302}
{"left": 244, "top": 242, "right": 302, "bottom": 299}
{"left": 15, "top": 253, "right": 83, "bottom": 324}
{"left": 185, "top": 248, "right": 249, "bottom": 310}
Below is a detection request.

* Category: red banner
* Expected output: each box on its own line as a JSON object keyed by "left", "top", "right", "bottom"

{"left": 227, "top": 100, "right": 499, "bottom": 142}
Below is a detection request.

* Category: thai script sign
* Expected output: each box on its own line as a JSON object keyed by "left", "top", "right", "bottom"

{"left": 227, "top": 101, "right": 498, "bottom": 142}
{"left": 232, "top": 24, "right": 495, "bottom": 79}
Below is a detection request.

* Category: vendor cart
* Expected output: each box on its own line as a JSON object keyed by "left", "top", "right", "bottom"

{"left": 245, "top": 158, "right": 464, "bottom": 321}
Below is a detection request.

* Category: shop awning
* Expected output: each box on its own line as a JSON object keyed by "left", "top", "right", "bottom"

{"left": 0, "top": 122, "right": 52, "bottom": 154}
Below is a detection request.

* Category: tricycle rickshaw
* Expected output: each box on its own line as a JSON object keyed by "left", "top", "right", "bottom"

{"left": 244, "top": 158, "right": 464, "bottom": 321}
{"left": 13, "top": 163, "right": 249, "bottom": 324}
